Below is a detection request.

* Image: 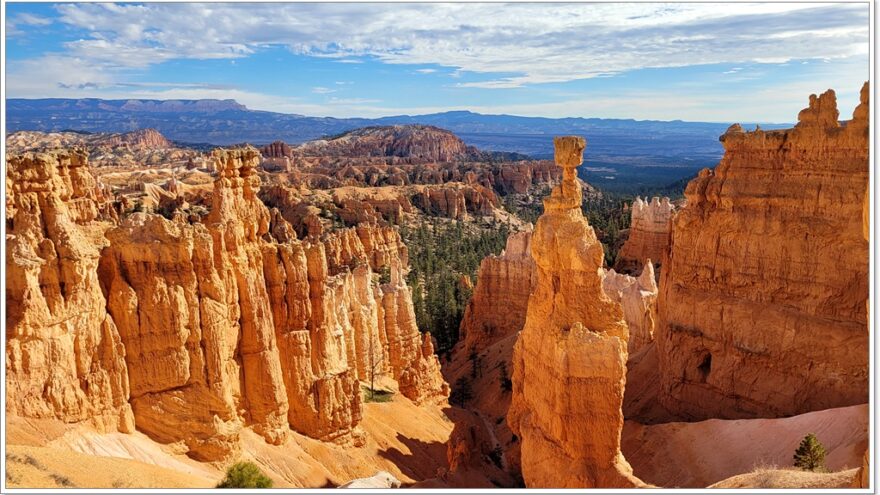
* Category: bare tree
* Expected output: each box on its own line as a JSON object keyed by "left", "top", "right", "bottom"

{"left": 368, "top": 328, "right": 382, "bottom": 400}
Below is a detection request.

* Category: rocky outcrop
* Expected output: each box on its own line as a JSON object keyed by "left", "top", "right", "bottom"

{"left": 851, "top": 449, "right": 869, "bottom": 488}
{"left": 602, "top": 263, "right": 658, "bottom": 354}
{"left": 508, "top": 137, "right": 643, "bottom": 488}
{"left": 332, "top": 188, "right": 413, "bottom": 226}
{"left": 459, "top": 230, "right": 535, "bottom": 352}
{"left": 98, "top": 128, "right": 172, "bottom": 149}
{"left": 495, "top": 161, "right": 558, "bottom": 195}
{"left": 98, "top": 148, "right": 290, "bottom": 458}
{"left": 656, "top": 84, "right": 870, "bottom": 420}
{"left": 297, "top": 125, "right": 473, "bottom": 163}
{"left": 98, "top": 214, "right": 247, "bottom": 460}
{"left": 8, "top": 147, "right": 448, "bottom": 462}
{"left": 6, "top": 130, "right": 197, "bottom": 169}
{"left": 410, "top": 184, "right": 499, "bottom": 219}
{"left": 6, "top": 149, "right": 134, "bottom": 434}
{"left": 614, "top": 197, "right": 674, "bottom": 275}
{"left": 260, "top": 140, "right": 294, "bottom": 159}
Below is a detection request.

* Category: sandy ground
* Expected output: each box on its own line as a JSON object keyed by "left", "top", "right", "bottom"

{"left": 5, "top": 444, "right": 214, "bottom": 489}
{"left": 710, "top": 467, "right": 859, "bottom": 488}
{"left": 622, "top": 403, "right": 868, "bottom": 488}
{"left": 5, "top": 377, "right": 868, "bottom": 489}
{"left": 5, "top": 378, "right": 461, "bottom": 489}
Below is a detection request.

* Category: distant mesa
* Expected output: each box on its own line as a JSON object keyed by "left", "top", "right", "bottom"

{"left": 297, "top": 125, "right": 478, "bottom": 162}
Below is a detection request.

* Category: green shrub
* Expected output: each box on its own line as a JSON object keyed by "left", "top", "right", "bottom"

{"left": 216, "top": 461, "right": 273, "bottom": 488}
{"left": 793, "top": 433, "right": 827, "bottom": 472}
{"left": 362, "top": 385, "right": 394, "bottom": 403}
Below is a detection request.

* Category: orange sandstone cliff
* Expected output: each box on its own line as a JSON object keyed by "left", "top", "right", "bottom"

{"left": 602, "top": 263, "right": 659, "bottom": 355}
{"left": 458, "top": 229, "right": 535, "bottom": 352}
{"left": 7, "top": 146, "right": 447, "bottom": 462}
{"left": 656, "top": 84, "right": 870, "bottom": 420}
{"left": 507, "top": 136, "right": 644, "bottom": 488}
{"left": 6, "top": 149, "right": 134, "bottom": 434}
{"left": 614, "top": 196, "right": 675, "bottom": 275}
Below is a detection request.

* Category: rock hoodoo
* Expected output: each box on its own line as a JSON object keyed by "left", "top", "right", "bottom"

{"left": 458, "top": 229, "right": 535, "bottom": 352}
{"left": 7, "top": 146, "right": 448, "bottom": 462}
{"left": 6, "top": 149, "right": 134, "bottom": 434}
{"left": 602, "top": 263, "right": 659, "bottom": 355}
{"left": 656, "top": 84, "right": 870, "bottom": 420}
{"left": 508, "top": 136, "right": 643, "bottom": 488}
{"left": 614, "top": 197, "right": 674, "bottom": 275}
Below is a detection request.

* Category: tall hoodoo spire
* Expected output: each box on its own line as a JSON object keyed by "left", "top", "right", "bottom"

{"left": 508, "top": 136, "right": 643, "bottom": 488}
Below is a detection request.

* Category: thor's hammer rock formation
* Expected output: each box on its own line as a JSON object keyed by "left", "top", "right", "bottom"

{"left": 508, "top": 136, "right": 644, "bottom": 488}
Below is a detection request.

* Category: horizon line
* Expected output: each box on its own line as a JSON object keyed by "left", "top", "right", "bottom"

{"left": 5, "top": 96, "right": 798, "bottom": 127}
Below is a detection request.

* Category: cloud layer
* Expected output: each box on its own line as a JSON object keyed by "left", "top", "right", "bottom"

{"left": 5, "top": 2, "right": 869, "bottom": 120}
{"left": 15, "top": 3, "right": 870, "bottom": 86}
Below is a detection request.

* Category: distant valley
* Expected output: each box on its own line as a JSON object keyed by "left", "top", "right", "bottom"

{"left": 4, "top": 98, "right": 791, "bottom": 194}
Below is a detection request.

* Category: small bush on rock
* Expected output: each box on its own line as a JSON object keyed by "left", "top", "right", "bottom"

{"left": 217, "top": 461, "right": 273, "bottom": 488}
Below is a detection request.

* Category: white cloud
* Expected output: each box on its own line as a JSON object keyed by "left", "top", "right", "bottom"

{"left": 6, "top": 12, "right": 53, "bottom": 37}
{"left": 4, "top": 2, "right": 869, "bottom": 122}
{"left": 13, "top": 2, "right": 864, "bottom": 89}
{"left": 15, "top": 13, "right": 53, "bottom": 26}
{"left": 327, "top": 97, "right": 381, "bottom": 105}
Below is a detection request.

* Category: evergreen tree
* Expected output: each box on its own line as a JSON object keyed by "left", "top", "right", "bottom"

{"left": 793, "top": 433, "right": 827, "bottom": 472}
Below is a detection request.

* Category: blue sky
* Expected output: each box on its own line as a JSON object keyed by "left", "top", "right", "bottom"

{"left": 4, "top": 2, "right": 870, "bottom": 122}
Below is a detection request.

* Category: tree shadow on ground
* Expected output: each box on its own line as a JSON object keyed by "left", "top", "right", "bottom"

{"left": 377, "top": 406, "right": 516, "bottom": 488}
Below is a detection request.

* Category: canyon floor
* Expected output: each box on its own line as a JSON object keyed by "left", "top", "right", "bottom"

{"left": 6, "top": 400, "right": 866, "bottom": 489}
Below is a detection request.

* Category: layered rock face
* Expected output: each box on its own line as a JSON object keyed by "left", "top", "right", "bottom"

{"left": 614, "top": 197, "right": 674, "bottom": 275}
{"left": 99, "top": 128, "right": 171, "bottom": 149}
{"left": 410, "top": 184, "right": 499, "bottom": 219}
{"left": 297, "top": 125, "right": 473, "bottom": 162}
{"left": 6, "top": 150, "right": 134, "bottom": 434}
{"left": 7, "top": 129, "right": 197, "bottom": 169}
{"left": 459, "top": 230, "right": 535, "bottom": 352}
{"left": 656, "top": 84, "right": 870, "bottom": 420}
{"left": 602, "top": 263, "right": 658, "bottom": 355}
{"left": 851, "top": 450, "right": 869, "bottom": 488}
{"left": 260, "top": 140, "right": 295, "bottom": 159}
{"left": 287, "top": 157, "right": 561, "bottom": 196}
{"left": 508, "top": 137, "right": 642, "bottom": 488}
{"left": 7, "top": 147, "right": 448, "bottom": 462}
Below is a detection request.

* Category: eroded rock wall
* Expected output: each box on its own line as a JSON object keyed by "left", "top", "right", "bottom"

{"left": 459, "top": 229, "right": 535, "bottom": 352}
{"left": 656, "top": 84, "right": 870, "bottom": 420}
{"left": 602, "top": 263, "right": 658, "bottom": 355}
{"left": 614, "top": 197, "right": 674, "bottom": 275}
{"left": 7, "top": 146, "right": 448, "bottom": 462}
{"left": 6, "top": 150, "right": 134, "bottom": 434}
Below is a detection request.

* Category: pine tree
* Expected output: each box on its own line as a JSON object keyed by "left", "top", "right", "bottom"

{"left": 793, "top": 433, "right": 827, "bottom": 472}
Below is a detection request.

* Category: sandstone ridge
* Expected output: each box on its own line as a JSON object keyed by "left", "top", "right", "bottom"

{"left": 614, "top": 196, "right": 674, "bottom": 275}
{"left": 656, "top": 83, "right": 870, "bottom": 419}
